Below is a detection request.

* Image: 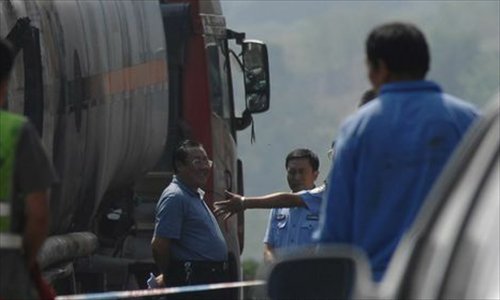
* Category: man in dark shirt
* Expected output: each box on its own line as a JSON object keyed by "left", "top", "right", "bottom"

{"left": 0, "top": 39, "right": 57, "bottom": 299}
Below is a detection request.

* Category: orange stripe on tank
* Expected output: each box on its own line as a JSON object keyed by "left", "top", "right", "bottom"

{"left": 100, "top": 59, "right": 168, "bottom": 96}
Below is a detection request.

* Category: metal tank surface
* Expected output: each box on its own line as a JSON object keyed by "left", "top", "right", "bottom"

{"left": 1, "top": 0, "right": 272, "bottom": 295}
{"left": 1, "top": 0, "right": 169, "bottom": 291}
{"left": 0, "top": 0, "right": 169, "bottom": 233}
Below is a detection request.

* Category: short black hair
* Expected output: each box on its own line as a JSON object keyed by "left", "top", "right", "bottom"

{"left": 0, "top": 39, "right": 15, "bottom": 82}
{"left": 366, "top": 22, "right": 430, "bottom": 79}
{"left": 285, "top": 148, "right": 319, "bottom": 172}
{"left": 172, "top": 139, "right": 203, "bottom": 173}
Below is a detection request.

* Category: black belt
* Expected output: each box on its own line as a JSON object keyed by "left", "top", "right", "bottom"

{"left": 170, "top": 260, "right": 228, "bottom": 273}
{"left": 167, "top": 260, "right": 229, "bottom": 286}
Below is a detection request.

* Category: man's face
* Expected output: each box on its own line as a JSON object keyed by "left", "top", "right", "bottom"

{"left": 286, "top": 158, "right": 318, "bottom": 192}
{"left": 177, "top": 146, "right": 212, "bottom": 189}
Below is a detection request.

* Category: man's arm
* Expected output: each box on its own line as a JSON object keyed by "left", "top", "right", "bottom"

{"left": 151, "top": 236, "right": 172, "bottom": 278}
{"left": 214, "top": 190, "right": 305, "bottom": 220}
{"left": 15, "top": 122, "right": 57, "bottom": 269}
{"left": 24, "top": 190, "right": 49, "bottom": 269}
{"left": 263, "top": 243, "right": 275, "bottom": 264}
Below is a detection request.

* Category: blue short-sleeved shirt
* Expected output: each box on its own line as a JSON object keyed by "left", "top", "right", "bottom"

{"left": 263, "top": 185, "right": 325, "bottom": 251}
{"left": 153, "top": 176, "right": 228, "bottom": 261}
{"left": 316, "top": 80, "right": 479, "bottom": 280}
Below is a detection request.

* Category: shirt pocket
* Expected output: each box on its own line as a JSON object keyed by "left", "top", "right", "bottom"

{"left": 299, "top": 215, "right": 319, "bottom": 244}
{"left": 272, "top": 213, "right": 288, "bottom": 247}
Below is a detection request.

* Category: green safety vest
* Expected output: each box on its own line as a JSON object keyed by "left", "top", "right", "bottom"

{"left": 0, "top": 110, "right": 26, "bottom": 239}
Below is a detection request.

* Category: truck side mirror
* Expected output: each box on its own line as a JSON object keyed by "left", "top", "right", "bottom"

{"left": 242, "top": 40, "right": 270, "bottom": 114}
{"left": 266, "top": 245, "right": 373, "bottom": 300}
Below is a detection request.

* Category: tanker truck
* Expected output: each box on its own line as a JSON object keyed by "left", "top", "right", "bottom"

{"left": 0, "top": 0, "right": 270, "bottom": 295}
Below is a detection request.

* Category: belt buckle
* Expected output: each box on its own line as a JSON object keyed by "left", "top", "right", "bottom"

{"left": 184, "top": 262, "right": 192, "bottom": 283}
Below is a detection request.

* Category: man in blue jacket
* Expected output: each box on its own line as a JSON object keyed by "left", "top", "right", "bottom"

{"left": 316, "top": 22, "right": 479, "bottom": 281}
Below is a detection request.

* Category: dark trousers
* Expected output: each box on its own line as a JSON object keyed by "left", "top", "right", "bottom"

{"left": 0, "top": 250, "right": 38, "bottom": 300}
{"left": 165, "top": 260, "right": 230, "bottom": 300}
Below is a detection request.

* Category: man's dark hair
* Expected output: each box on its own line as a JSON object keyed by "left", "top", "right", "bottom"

{"left": 173, "top": 139, "right": 203, "bottom": 173}
{"left": 366, "top": 22, "right": 430, "bottom": 79}
{"left": 0, "top": 39, "right": 15, "bottom": 82}
{"left": 285, "top": 148, "right": 319, "bottom": 172}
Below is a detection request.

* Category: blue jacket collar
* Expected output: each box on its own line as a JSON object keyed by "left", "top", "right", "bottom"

{"left": 380, "top": 80, "right": 441, "bottom": 94}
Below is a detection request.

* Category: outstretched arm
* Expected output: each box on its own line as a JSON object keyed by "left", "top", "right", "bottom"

{"left": 214, "top": 190, "right": 305, "bottom": 220}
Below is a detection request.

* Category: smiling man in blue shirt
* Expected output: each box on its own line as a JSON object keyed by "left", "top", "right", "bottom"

{"left": 316, "top": 22, "right": 479, "bottom": 281}
{"left": 151, "top": 140, "right": 228, "bottom": 299}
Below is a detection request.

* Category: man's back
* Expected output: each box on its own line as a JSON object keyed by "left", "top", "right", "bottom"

{"left": 317, "top": 21, "right": 481, "bottom": 282}
{"left": 320, "top": 80, "right": 479, "bottom": 279}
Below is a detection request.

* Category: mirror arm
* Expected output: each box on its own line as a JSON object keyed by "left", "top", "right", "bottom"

{"left": 226, "top": 29, "right": 246, "bottom": 45}
{"left": 229, "top": 49, "right": 244, "bottom": 72}
{"left": 235, "top": 109, "right": 253, "bottom": 131}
